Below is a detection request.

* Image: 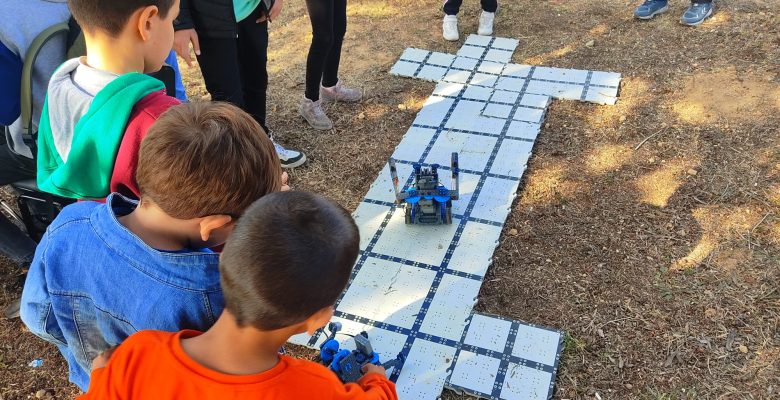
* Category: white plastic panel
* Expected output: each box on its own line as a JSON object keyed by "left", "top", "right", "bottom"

{"left": 326, "top": 36, "right": 620, "bottom": 400}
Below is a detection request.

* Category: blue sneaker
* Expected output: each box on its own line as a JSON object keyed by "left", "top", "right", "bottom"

{"left": 634, "top": 0, "right": 669, "bottom": 19}
{"left": 680, "top": 2, "right": 714, "bottom": 26}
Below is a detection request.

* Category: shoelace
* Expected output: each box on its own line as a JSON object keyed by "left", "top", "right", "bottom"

{"left": 274, "top": 143, "right": 295, "bottom": 158}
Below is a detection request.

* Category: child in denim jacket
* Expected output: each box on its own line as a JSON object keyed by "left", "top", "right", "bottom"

{"left": 21, "top": 101, "right": 286, "bottom": 390}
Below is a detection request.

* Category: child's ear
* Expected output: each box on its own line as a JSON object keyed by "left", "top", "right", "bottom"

{"left": 137, "top": 5, "right": 160, "bottom": 41}
{"left": 305, "top": 306, "right": 335, "bottom": 336}
{"left": 199, "top": 215, "right": 234, "bottom": 242}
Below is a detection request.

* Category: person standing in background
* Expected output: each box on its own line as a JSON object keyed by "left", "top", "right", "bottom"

{"left": 442, "top": 0, "right": 497, "bottom": 42}
{"left": 173, "top": 0, "right": 307, "bottom": 168}
{"left": 633, "top": 0, "right": 715, "bottom": 26}
{"left": 298, "top": 0, "right": 363, "bottom": 131}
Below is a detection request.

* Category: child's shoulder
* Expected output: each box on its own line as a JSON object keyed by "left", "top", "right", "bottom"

{"left": 47, "top": 200, "right": 103, "bottom": 232}
{"left": 131, "top": 90, "right": 181, "bottom": 120}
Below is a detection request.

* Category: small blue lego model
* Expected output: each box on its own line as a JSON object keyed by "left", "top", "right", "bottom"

{"left": 389, "top": 152, "right": 459, "bottom": 225}
{"left": 319, "top": 322, "right": 405, "bottom": 383}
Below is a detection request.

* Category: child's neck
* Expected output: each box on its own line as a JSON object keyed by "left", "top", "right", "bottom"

{"left": 118, "top": 201, "right": 194, "bottom": 251}
{"left": 181, "top": 312, "right": 292, "bottom": 376}
{"left": 83, "top": 33, "right": 145, "bottom": 75}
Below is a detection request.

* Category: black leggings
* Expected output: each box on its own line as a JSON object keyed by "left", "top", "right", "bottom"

{"left": 196, "top": 7, "right": 270, "bottom": 133}
{"left": 304, "top": 0, "right": 347, "bottom": 101}
{"left": 443, "top": 0, "right": 498, "bottom": 15}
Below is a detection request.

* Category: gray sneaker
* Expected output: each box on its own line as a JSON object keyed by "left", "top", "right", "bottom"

{"left": 320, "top": 80, "right": 362, "bottom": 103}
{"left": 299, "top": 97, "right": 333, "bottom": 130}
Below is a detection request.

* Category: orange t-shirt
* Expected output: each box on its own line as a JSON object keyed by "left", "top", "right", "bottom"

{"left": 79, "top": 330, "right": 398, "bottom": 400}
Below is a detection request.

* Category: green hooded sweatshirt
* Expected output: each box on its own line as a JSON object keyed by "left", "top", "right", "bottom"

{"left": 37, "top": 59, "right": 164, "bottom": 199}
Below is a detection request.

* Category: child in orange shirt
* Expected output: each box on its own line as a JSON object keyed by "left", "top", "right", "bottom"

{"left": 79, "top": 191, "right": 398, "bottom": 400}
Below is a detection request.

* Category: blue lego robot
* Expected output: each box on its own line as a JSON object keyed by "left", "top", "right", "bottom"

{"left": 389, "top": 152, "right": 459, "bottom": 225}
{"left": 319, "top": 322, "right": 405, "bottom": 383}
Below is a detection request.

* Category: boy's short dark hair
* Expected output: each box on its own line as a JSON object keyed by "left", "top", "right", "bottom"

{"left": 220, "top": 191, "right": 360, "bottom": 330}
{"left": 68, "top": 0, "right": 175, "bottom": 36}
{"left": 136, "top": 102, "right": 282, "bottom": 219}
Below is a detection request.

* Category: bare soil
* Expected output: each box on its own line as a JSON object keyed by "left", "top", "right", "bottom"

{"left": 2, "top": 0, "right": 778, "bottom": 399}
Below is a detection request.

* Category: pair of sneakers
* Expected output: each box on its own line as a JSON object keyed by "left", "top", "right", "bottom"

{"left": 443, "top": 11, "right": 495, "bottom": 41}
{"left": 299, "top": 80, "right": 362, "bottom": 130}
{"left": 635, "top": 0, "right": 714, "bottom": 26}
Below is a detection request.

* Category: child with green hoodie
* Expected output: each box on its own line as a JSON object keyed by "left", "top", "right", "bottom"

{"left": 36, "top": 0, "right": 182, "bottom": 200}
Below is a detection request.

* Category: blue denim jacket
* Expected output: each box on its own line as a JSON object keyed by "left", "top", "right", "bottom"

{"left": 20, "top": 194, "right": 224, "bottom": 391}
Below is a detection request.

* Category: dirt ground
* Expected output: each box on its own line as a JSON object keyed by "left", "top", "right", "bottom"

{"left": 1, "top": 0, "right": 778, "bottom": 399}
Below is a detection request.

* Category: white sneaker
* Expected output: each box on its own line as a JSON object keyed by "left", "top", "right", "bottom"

{"left": 478, "top": 11, "right": 495, "bottom": 36}
{"left": 273, "top": 141, "right": 307, "bottom": 168}
{"left": 443, "top": 15, "right": 459, "bottom": 41}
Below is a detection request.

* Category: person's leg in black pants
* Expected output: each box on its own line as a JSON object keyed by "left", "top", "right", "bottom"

{"left": 304, "top": 0, "right": 337, "bottom": 102}
{"left": 0, "top": 143, "right": 37, "bottom": 318}
{"left": 320, "top": 0, "right": 347, "bottom": 90}
{"left": 444, "top": 0, "right": 497, "bottom": 15}
{"left": 196, "top": 37, "right": 256, "bottom": 127}
{"left": 0, "top": 143, "right": 37, "bottom": 266}
{"left": 237, "top": 9, "right": 269, "bottom": 132}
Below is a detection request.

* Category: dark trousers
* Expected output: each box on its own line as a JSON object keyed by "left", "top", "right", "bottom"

{"left": 196, "top": 7, "right": 270, "bottom": 133}
{"left": 304, "top": 0, "right": 347, "bottom": 101}
{"left": 443, "top": 0, "right": 498, "bottom": 15}
{"left": 0, "top": 142, "right": 37, "bottom": 266}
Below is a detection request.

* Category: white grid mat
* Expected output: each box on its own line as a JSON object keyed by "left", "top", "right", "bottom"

{"left": 290, "top": 35, "right": 620, "bottom": 400}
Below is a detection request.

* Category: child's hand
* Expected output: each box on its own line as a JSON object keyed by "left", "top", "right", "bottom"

{"left": 281, "top": 172, "right": 291, "bottom": 191}
{"left": 173, "top": 29, "right": 201, "bottom": 67}
{"left": 257, "top": 0, "right": 284, "bottom": 23}
{"left": 91, "top": 346, "right": 118, "bottom": 371}
{"left": 361, "top": 363, "right": 386, "bottom": 376}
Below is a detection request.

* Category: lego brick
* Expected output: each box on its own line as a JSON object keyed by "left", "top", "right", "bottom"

{"left": 390, "top": 60, "right": 420, "bottom": 78}
{"left": 427, "top": 52, "right": 457, "bottom": 68}
{"left": 395, "top": 340, "right": 458, "bottom": 400}
{"left": 419, "top": 274, "right": 482, "bottom": 341}
{"left": 363, "top": 163, "right": 414, "bottom": 204}
{"left": 339, "top": 258, "right": 437, "bottom": 329}
{"left": 446, "top": 221, "right": 502, "bottom": 277}
{"left": 532, "top": 66, "right": 589, "bottom": 84}
{"left": 417, "top": 65, "right": 449, "bottom": 82}
{"left": 400, "top": 48, "right": 430, "bottom": 62}
{"left": 449, "top": 172, "right": 481, "bottom": 217}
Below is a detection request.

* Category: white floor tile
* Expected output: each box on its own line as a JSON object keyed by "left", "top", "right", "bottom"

{"left": 499, "top": 364, "right": 553, "bottom": 400}
{"left": 419, "top": 274, "right": 481, "bottom": 341}
{"left": 390, "top": 60, "right": 420, "bottom": 77}
{"left": 448, "top": 350, "right": 502, "bottom": 395}
{"left": 463, "top": 314, "right": 513, "bottom": 353}
{"left": 395, "top": 340, "right": 458, "bottom": 400}
{"left": 401, "top": 48, "right": 430, "bottom": 62}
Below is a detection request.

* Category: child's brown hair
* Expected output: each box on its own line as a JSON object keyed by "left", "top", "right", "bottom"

{"left": 68, "top": 0, "right": 176, "bottom": 36}
{"left": 136, "top": 102, "right": 282, "bottom": 219}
